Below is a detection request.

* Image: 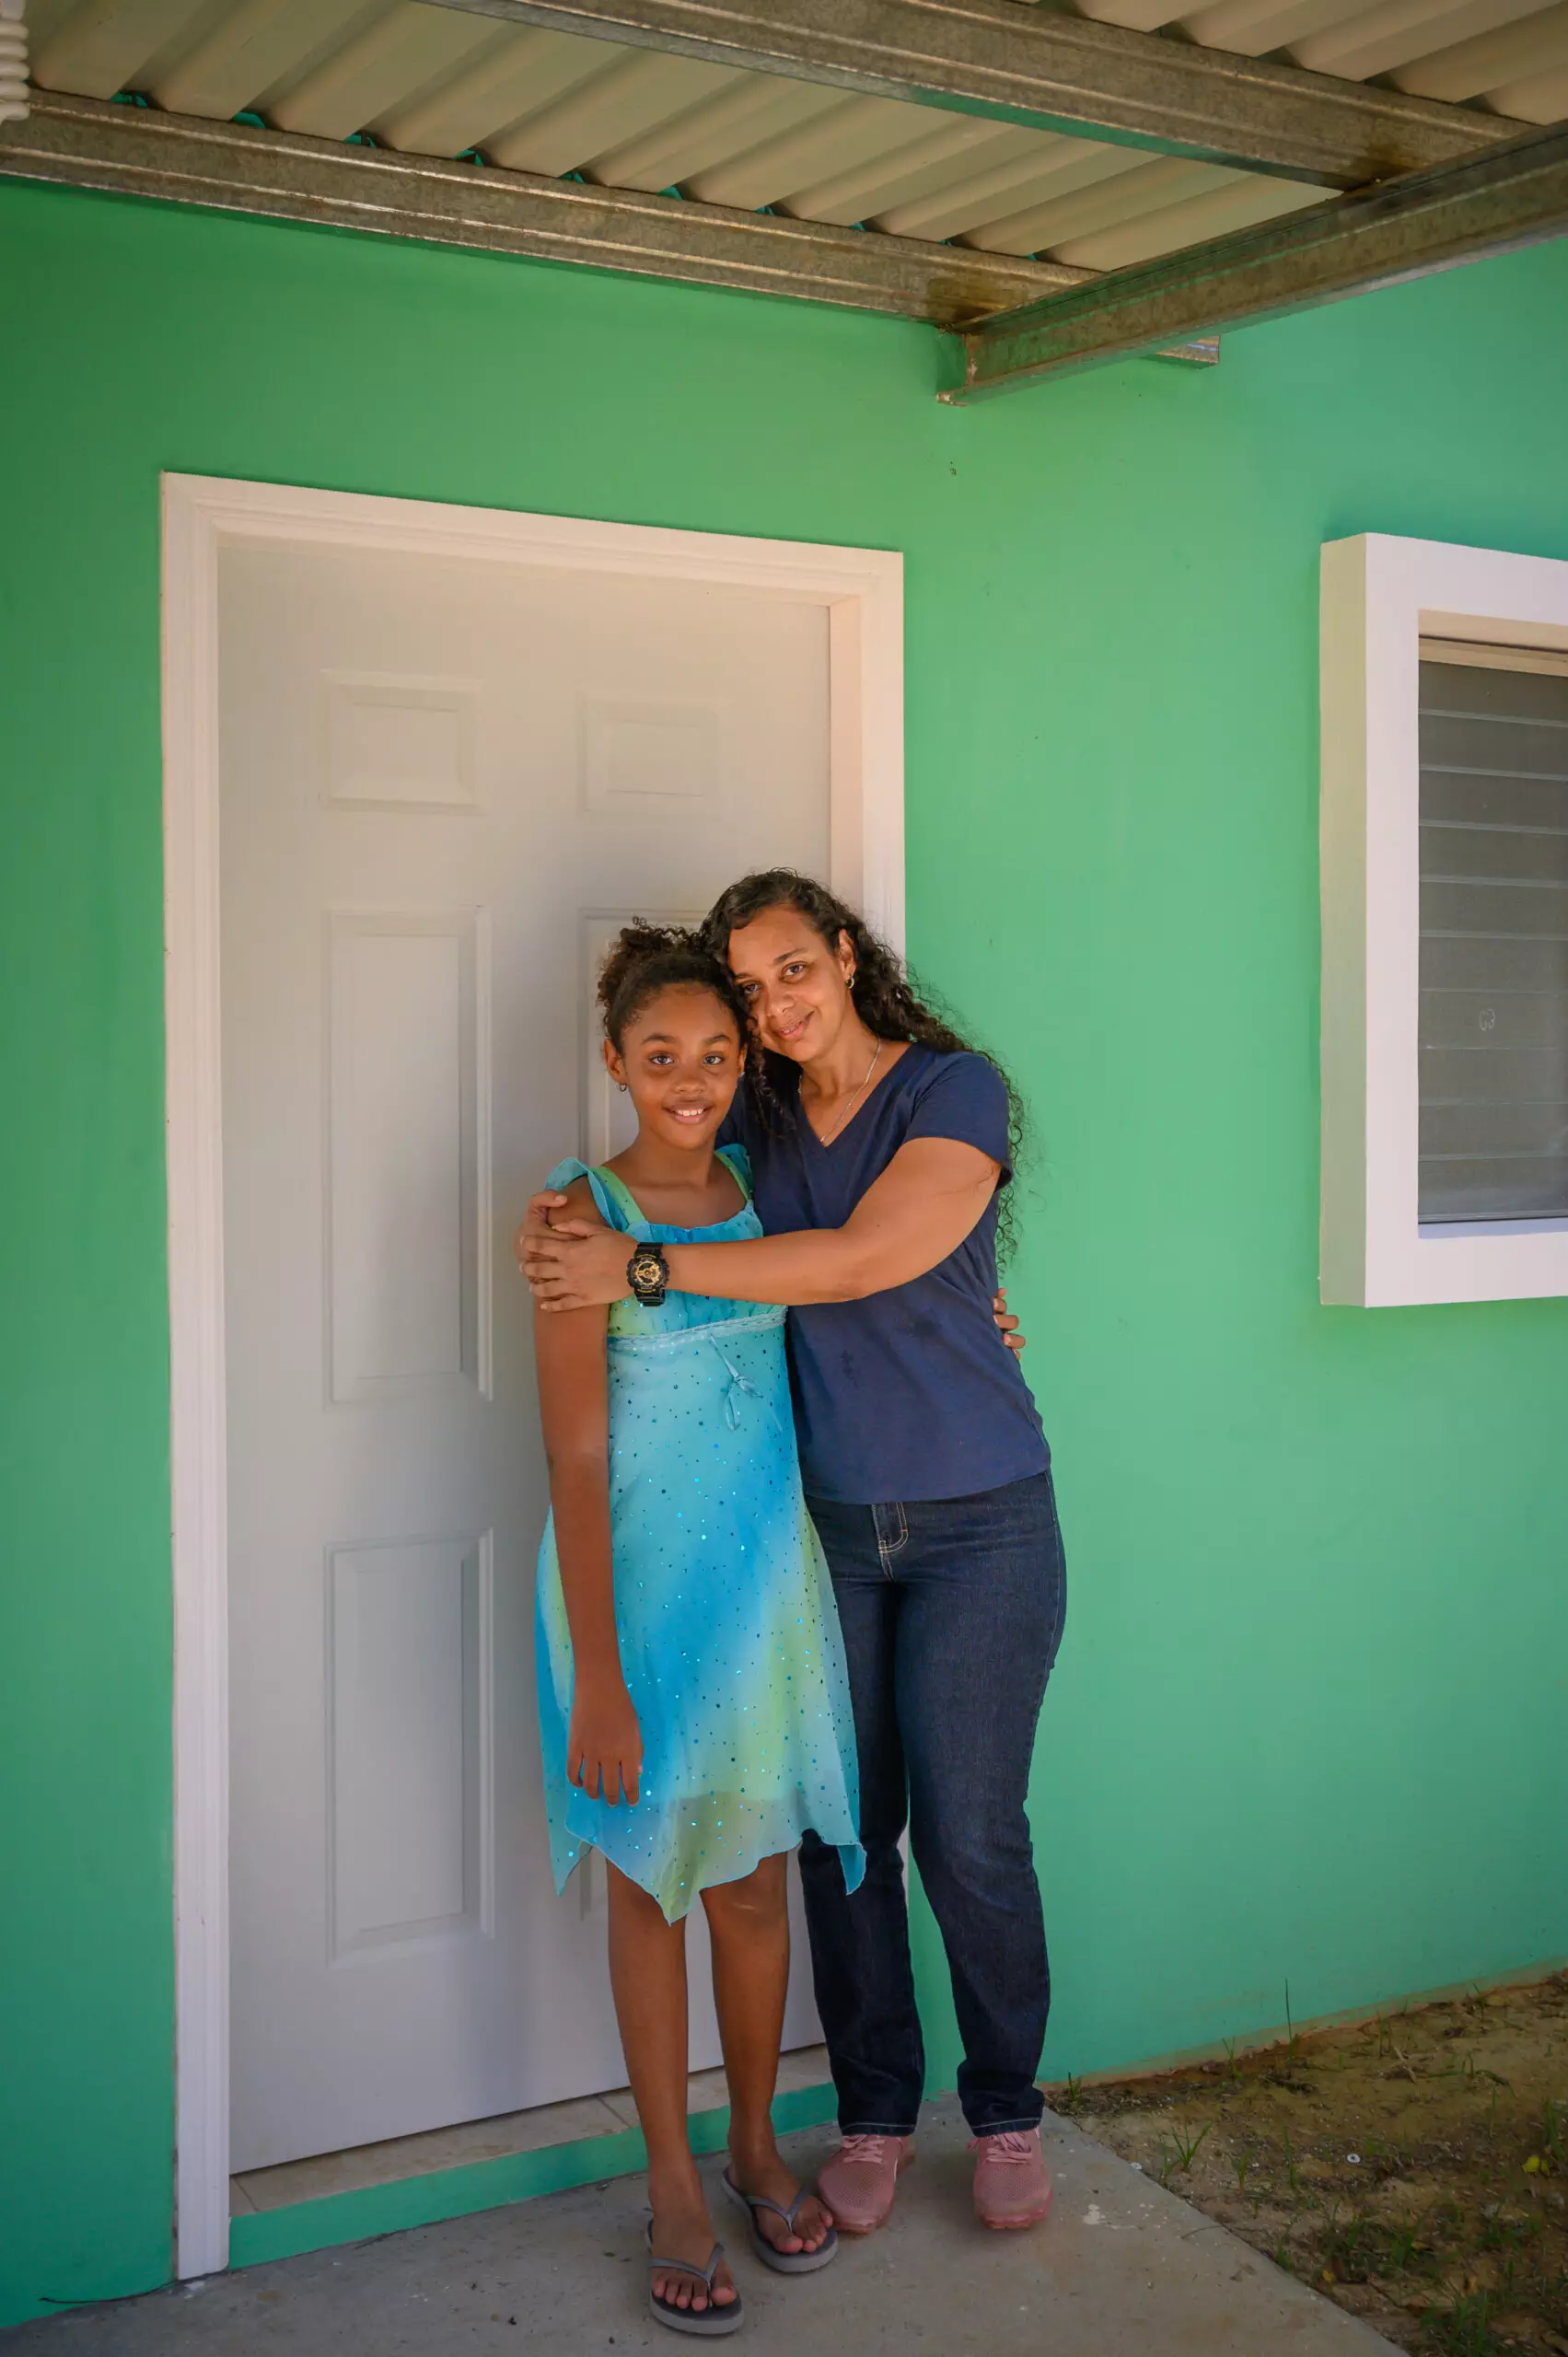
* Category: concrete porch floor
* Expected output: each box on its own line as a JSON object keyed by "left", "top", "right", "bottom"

{"left": 3, "top": 2099, "right": 1400, "bottom": 2355}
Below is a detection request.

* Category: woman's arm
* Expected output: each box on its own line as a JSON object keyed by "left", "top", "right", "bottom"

{"left": 526, "top": 1136, "right": 1000, "bottom": 1313}
{"left": 533, "top": 1283, "right": 642, "bottom": 1805}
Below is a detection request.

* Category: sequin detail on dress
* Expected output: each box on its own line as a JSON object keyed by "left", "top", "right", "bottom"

{"left": 535, "top": 1147, "right": 864, "bottom": 1922}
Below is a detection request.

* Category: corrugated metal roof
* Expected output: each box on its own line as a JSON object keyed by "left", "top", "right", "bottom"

{"left": 24, "top": 0, "right": 1568, "bottom": 271}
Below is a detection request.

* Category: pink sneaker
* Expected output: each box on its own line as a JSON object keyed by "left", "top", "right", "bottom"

{"left": 816, "top": 2134, "right": 915, "bottom": 2235}
{"left": 970, "top": 2129, "right": 1053, "bottom": 2230}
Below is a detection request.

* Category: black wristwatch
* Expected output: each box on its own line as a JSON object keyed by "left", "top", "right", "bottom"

{"left": 626, "top": 1243, "right": 670, "bottom": 1307}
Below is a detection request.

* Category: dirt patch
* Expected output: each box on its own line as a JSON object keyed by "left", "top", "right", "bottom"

{"left": 1050, "top": 1973, "right": 1568, "bottom": 2355}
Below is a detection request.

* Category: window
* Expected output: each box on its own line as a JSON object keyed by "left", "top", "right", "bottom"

{"left": 1418, "top": 644, "right": 1568, "bottom": 1226}
{"left": 1320, "top": 534, "right": 1568, "bottom": 1306}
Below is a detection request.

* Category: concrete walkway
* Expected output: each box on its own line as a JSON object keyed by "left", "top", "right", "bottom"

{"left": 4, "top": 2101, "right": 1399, "bottom": 2355}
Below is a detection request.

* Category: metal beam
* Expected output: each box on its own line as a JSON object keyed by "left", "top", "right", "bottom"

{"left": 940, "top": 113, "right": 1568, "bottom": 400}
{"left": 0, "top": 92, "right": 1089, "bottom": 327}
{"left": 424, "top": 0, "right": 1515, "bottom": 189}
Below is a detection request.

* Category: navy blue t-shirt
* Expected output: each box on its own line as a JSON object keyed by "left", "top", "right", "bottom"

{"left": 720, "top": 1046, "right": 1050, "bottom": 1505}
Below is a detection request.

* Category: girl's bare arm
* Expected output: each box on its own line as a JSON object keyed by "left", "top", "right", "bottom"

{"left": 532, "top": 1211, "right": 641, "bottom": 1805}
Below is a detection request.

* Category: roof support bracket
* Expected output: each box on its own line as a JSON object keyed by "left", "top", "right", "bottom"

{"left": 940, "top": 114, "right": 1568, "bottom": 401}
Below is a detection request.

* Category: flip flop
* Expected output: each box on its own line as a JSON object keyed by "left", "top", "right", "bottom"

{"left": 722, "top": 2170, "right": 840, "bottom": 2274}
{"left": 645, "top": 2225, "right": 744, "bottom": 2337}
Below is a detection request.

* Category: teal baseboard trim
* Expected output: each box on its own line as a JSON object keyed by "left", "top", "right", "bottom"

{"left": 227, "top": 2082, "right": 839, "bottom": 2270}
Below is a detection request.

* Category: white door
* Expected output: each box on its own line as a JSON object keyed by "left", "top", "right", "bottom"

{"left": 221, "top": 540, "right": 830, "bottom": 2172}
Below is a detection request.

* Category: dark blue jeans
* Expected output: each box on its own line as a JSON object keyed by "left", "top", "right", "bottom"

{"left": 798, "top": 1469, "right": 1065, "bottom": 2140}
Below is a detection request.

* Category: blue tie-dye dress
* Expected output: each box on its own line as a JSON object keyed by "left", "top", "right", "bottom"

{"left": 535, "top": 1146, "right": 864, "bottom": 1922}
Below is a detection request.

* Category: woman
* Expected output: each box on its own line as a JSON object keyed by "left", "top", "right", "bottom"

{"left": 534, "top": 921, "right": 862, "bottom": 2334}
{"left": 524, "top": 872, "right": 1065, "bottom": 2235}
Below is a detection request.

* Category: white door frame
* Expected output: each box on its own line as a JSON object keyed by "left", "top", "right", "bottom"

{"left": 162, "top": 471, "right": 904, "bottom": 2278}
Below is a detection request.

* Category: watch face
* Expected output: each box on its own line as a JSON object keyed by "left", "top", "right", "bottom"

{"left": 631, "top": 1250, "right": 663, "bottom": 1289}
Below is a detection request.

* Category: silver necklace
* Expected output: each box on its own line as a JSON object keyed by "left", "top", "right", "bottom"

{"left": 815, "top": 1039, "right": 882, "bottom": 1147}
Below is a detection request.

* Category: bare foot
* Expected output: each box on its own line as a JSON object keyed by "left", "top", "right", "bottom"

{"left": 648, "top": 2185, "right": 738, "bottom": 2316}
{"left": 729, "top": 2141, "right": 833, "bottom": 2257}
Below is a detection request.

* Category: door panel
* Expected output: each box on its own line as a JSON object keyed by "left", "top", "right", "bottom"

{"left": 222, "top": 542, "right": 830, "bottom": 2170}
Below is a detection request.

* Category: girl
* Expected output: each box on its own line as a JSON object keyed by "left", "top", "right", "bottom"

{"left": 533, "top": 923, "right": 863, "bottom": 2337}
{"left": 526, "top": 875, "right": 1065, "bottom": 2240}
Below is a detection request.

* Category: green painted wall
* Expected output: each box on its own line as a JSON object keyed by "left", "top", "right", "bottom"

{"left": 2, "top": 177, "right": 1565, "bottom": 2328}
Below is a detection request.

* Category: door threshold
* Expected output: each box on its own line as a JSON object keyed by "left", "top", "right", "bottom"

{"left": 226, "top": 2047, "right": 834, "bottom": 2271}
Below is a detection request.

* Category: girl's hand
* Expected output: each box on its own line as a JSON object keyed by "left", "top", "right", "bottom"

{"left": 569, "top": 1674, "right": 643, "bottom": 1806}
{"left": 527, "top": 1221, "right": 634, "bottom": 1310}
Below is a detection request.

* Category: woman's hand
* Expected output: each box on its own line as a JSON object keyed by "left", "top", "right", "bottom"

{"left": 515, "top": 1186, "right": 610, "bottom": 1275}
{"left": 993, "top": 1289, "right": 1026, "bottom": 1356}
{"left": 568, "top": 1672, "right": 643, "bottom": 1805}
{"left": 514, "top": 1188, "right": 570, "bottom": 1277}
{"left": 527, "top": 1220, "right": 634, "bottom": 1310}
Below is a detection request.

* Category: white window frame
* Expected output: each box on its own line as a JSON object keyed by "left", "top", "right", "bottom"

{"left": 1320, "top": 531, "right": 1568, "bottom": 1306}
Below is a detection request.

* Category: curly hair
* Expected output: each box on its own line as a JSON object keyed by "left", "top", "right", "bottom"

{"left": 597, "top": 920, "right": 752, "bottom": 1060}
{"left": 700, "top": 869, "right": 1026, "bottom": 1262}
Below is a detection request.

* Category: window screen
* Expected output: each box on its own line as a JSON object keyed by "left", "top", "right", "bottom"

{"left": 1419, "top": 650, "right": 1568, "bottom": 1223}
